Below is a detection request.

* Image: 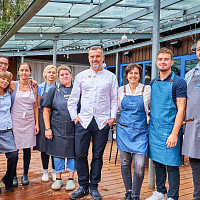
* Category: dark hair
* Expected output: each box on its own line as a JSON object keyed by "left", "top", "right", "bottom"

{"left": 124, "top": 63, "right": 143, "bottom": 83}
{"left": 0, "top": 54, "right": 9, "bottom": 60}
{"left": 0, "top": 71, "right": 12, "bottom": 94}
{"left": 18, "top": 62, "right": 32, "bottom": 72}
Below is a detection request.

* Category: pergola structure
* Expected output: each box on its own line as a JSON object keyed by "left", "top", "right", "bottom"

{"left": 0, "top": 0, "right": 199, "bottom": 60}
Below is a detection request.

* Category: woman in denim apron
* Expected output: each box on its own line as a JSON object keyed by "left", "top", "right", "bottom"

{"left": 34, "top": 65, "right": 57, "bottom": 182}
{"left": 43, "top": 65, "right": 76, "bottom": 191}
{"left": 117, "top": 63, "right": 151, "bottom": 200}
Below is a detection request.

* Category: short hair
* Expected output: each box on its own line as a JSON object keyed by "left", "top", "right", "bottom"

{"left": 18, "top": 62, "right": 32, "bottom": 72}
{"left": 124, "top": 63, "right": 143, "bottom": 83}
{"left": 89, "top": 46, "right": 102, "bottom": 52}
{"left": 43, "top": 65, "right": 57, "bottom": 79}
{"left": 0, "top": 71, "right": 12, "bottom": 94}
{"left": 57, "top": 65, "right": 72, "bottom": 77}
{"left": 157, "top": 47, "right": 173, "bottom": 59}
{"left": 0, "top": 54, "right": 8, "bottom": 60}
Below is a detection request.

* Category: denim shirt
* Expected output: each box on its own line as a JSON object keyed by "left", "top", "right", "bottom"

{"left": 0, "top": 91, "right": 12, "bottom": 130}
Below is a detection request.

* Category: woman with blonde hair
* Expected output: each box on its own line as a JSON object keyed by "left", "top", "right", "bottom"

{"left": 0, "top": 71, "right": 18, "bottom": 193}
{"left": 34, "top": 64, "right": 58, "bottom": 182}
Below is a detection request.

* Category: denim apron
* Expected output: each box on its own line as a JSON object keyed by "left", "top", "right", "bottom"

{"left": 34, "top": 83, "right": 55, "bottom": 152}
{"left": 182, "top": 71, "right": 200, "bottom": 159}
{"left": 116, "top": 85, "right": 148, "bottom": 154}
{"left": 149, "top": 72, "right": 182, "bottom": 166}
{"left": 46, "top": 84, "right": 75, "bottom": 158}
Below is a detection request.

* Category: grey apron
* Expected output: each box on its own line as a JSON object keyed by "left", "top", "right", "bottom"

{"left": 0, "top": 129, "right": 17, "bottom": 154}
{"left": 34, "top": 83, "right": 55, "bottom": 152}
{"left": 46, "top": 84, "right": 75, "bottom": 158}
{"left": 182, "top": 72, "right": 200, "bottom": 158}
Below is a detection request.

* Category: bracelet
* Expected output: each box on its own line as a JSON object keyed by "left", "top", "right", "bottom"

{"left": 45, "top": 128, "right": 51, "bottom": 130}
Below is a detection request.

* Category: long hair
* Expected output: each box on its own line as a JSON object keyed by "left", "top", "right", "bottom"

{"left": 0, "top": 71, "right": 12, "bottom": 94}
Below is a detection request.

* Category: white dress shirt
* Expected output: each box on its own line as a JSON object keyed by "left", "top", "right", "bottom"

{"left": 68, "top": 68, "right": 118, "bottom": 130}
{"left": 118, "top": 83, "right": 151, "bottom": 114}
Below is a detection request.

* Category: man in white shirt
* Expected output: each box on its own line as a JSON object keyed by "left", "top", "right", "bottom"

{"left": 68, "top": 46, "right": 118, "bottom": 200}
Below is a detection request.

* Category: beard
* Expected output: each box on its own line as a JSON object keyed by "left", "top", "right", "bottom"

{"left": 91, "top": 62, "right": 102, "bottom": 69}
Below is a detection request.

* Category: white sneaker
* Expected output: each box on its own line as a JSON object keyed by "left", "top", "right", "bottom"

{"left": 167, "top": 198, "right": 175, "bottom": 200}
{"left": 146, "top": 191, "right": 166, "bottom": 200}
{"left": 65, "top": 179, "right": 76, "bottom": 191}
{"left": 51, "top": 180, "right": 63, "bottom": 190}
{"left": 42, "top": 173, "right": 49, "bottom": 182}
{"left": 51, "top": 170, "right": 56, "bottom": 182}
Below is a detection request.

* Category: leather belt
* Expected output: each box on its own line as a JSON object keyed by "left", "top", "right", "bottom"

{"left": 118, "top": 121, "right": 127, "bottom": 127}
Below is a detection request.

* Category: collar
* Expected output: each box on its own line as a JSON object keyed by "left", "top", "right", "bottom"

{"left": 0, "top": 91, "right": 9, "bottom": 98}
{"left": 157, "top": 72, "right": 173, "bottom": 81}
{"left": 90, "top": 67, "right": 104, "bottom": 75}
{"left": 195, "top": 62, "right": 200, "bottom": 71}
{"left": 59, "top": 83, "right": 73, "bottom": 88}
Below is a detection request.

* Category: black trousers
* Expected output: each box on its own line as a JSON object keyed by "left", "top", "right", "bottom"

{"left": 4, "top": 151, "right": 18, "bottom": 188}
{"left": 189, "top": 157, "right": 200, "bottom": 200}
{"left": 75, "top": 118, "right": 110, "bottom": 190}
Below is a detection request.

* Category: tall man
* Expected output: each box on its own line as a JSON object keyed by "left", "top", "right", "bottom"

{"left": 182, "top": 40, "right": 200, "bottom": 200}
{"left": 68, "top": 46, "right": 118, "bottom": 200}
{"left": 147, "top": 48, "right": 187, "bottom": 200}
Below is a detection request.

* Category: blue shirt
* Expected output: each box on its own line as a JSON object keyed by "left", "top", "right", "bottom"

{"left": 150, "top": 72, "right": 187, "bottom": 106}
{"left": 38, "top": 82, "right": 58, "bottom": 97}
{"left": 0, "top": 92, "right": 12, "bottom": 130}
{"left": 185, "top": 62, "right": 200, "bottom": 85}
{"left": 38, "top": 82, "right": 57, "bottom": 108}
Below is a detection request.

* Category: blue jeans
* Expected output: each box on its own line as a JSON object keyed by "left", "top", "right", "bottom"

{"left": 189, "top": 157, "right": 200, "bottom": 200}
{"left": 120, "top": 151, "right": 146, "bottom": 198}
{"left": 153, "top": 161, "right": 180, "bottom": 200}
{"left": 75, "top": 117, "right": 110, "bottom": 190}
{"left": 54, "top": 157, "right": 76, "bottom": 173}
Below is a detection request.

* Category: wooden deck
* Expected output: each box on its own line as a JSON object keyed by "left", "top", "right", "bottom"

{"left": 0, "top": 141, "right": 194, "bottom": 200}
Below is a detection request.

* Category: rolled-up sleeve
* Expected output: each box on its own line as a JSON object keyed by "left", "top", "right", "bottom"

{"left": 68, "top": 75, "right": 81, "bottom": 120}
{"left": 110, "top": 76, "right": 118, "bottom": 119}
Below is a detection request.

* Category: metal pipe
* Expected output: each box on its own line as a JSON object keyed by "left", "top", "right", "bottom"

{"left": 53, "top": 40, "right": 57, "bottom": 66}
{"left": 148, "top": 0, "right": 161, "bottom": 190}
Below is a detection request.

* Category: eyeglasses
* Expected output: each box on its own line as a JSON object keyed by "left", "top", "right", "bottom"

{"left": 0, "top": 62, "right": 8, "bottom": 66}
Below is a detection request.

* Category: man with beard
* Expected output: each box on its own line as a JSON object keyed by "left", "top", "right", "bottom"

{"left": 182, "top": 40, "right": 200, "bottom": 200}
{"left": 68, "top": 46, "right": 118, "bottom": 200}
{"left": 146, "top": 47, "right": 187, "bottom": 200}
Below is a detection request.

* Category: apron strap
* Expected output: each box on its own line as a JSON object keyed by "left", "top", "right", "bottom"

{"left": 124, "top": 85, "right": 126, "bottom": 96}
{"left": 141, "top": 85, "right": 145, "bottom": 97}
{"left": 193, "top": 69, "right": 196, "bottom": 78}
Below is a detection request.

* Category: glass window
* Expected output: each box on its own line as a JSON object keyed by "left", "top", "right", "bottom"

{"left": 185, "top": 59, "right": 198, "bottom": 73}
{"left": 145, "top": 63, "right": 151, "bottom": 85}
{"left": 172, "top": 59, "right": 181, "bottom": 76}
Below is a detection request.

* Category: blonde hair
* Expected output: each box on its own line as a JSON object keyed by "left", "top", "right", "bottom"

{"left": 157, "top": 47, "right": 173, "bottom": 60}
{"left": 0, "top": 71, "right": 12, "bottom": 94}
{"left": 43, "top": 65, "right": 57, "bottom": 79}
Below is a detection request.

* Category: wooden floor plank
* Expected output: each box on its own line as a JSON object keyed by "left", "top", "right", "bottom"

{"left": 0, "top": 141, "right": 194, "bottom": 199}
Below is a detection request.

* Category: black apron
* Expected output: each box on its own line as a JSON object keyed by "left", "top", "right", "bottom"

{"left": 34, "top": 83, "right": 49, "bottom": 152}
{"left": 46, "top": 84, "right": 75, "bottom": 158}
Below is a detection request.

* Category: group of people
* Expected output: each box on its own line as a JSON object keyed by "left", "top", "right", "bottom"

{"left": 0, "top": 43, "right": 199, "bottom": 200}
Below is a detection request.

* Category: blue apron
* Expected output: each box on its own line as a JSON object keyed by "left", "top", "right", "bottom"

{"left": 148, "top": 72, "right": 182, "bottom": 166}
{"left": 116, "top": 85, "right": 148, "bottom": 154}
{"left": 46, "top": 84, "right": 75, "bottom": 158}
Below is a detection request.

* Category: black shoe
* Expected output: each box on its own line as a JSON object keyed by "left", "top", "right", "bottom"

{"left": 124, "top": 191, "right": 132, "bottom": 200}
{"left": 21, "top": 175, "right": 29, "bottom": 186}
{"left": 90, "top": 189, "right": 102, "bottom": 200}
{"left": 70, "top": 186, "right": 89, "bottom": 199}
{"left": 5, "top": 187, "right": 14, "bottom": 192}
{"left": 1, "top": 177, "right": 14, "bottom": 192}
{"left": 13, "top": 176, "right": 18, "bottom": 187}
